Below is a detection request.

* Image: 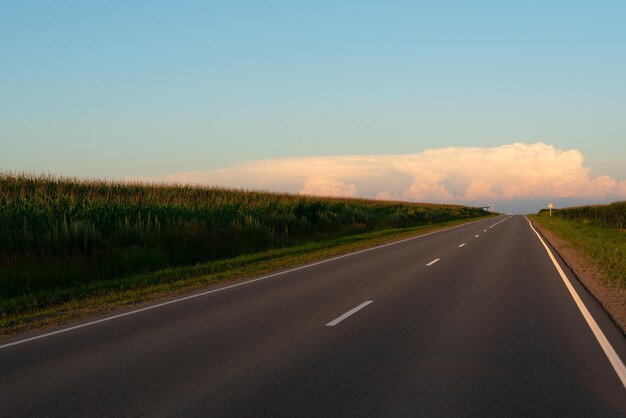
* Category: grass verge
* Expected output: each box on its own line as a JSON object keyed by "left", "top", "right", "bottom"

{"left": 528, "top": 213, "right": 626, "bottom": 332}
{"left": 1, "top": 216, "right": 492, "bottom": 337}
{"left": 529, "top": 213, "right": 626, "bottom": 289}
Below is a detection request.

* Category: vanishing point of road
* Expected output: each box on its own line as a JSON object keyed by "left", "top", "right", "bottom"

{"left": 2, "top": 215, "right": 626, "bottom": 417}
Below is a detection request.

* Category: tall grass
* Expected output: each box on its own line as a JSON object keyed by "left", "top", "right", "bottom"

{"left": 539, "top": 202, "right": 626, "bottom": 229}
{"left": 0, "top": 173, "right": 487, "bottom": 311}
{"left": 533, "top": 203, "right": 626, "bottom": 289}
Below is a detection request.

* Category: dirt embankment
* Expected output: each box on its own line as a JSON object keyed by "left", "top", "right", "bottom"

{"left": 531, "top": 220, "right": 626, "bottom": 334}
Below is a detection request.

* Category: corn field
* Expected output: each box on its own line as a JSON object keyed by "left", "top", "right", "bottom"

{"left": 540, "top": 202, "right": 626, "bottom": 229}
{"left": 0, "top": 173, "right": 486, "bottom": 305}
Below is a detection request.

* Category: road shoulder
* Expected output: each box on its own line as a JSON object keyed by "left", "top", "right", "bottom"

{"left": 530, "top": 218, "right": 626, "bottom": 334}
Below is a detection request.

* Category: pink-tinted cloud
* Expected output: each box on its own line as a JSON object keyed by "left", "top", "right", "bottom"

{"left": 132, "top": 142, "right": 626, "bottom": 204}
{"left": 299, "top": 179, "right": 358, "bottom": 198}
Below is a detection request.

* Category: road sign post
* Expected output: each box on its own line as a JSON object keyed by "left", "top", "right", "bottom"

{"left": 548, "top": 202, "right": 553, "bottom": 217}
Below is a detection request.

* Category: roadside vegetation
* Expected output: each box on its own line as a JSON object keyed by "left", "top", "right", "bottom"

{"left": 0, "top": 173, "right": 489, "bottom": 334}
{"left": 531, "top": 202, "right": 626, "bottom": 289}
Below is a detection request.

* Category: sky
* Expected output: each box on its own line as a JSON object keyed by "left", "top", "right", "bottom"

{"left": 1, "top": 1, "right": 625, "bottom": 213}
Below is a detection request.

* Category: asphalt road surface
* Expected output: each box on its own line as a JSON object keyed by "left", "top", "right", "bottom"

{"left": 2, "top": 215, "right": 626, "bottom": 417}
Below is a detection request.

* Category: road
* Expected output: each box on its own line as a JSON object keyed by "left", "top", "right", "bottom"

{"left": 1, "top": 215, "right": 626, "bottom": 417}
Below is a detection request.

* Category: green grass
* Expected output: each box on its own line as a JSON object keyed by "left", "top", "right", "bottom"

{"left": 530, "top": 211, "right": 626, "bottom": 289}
{"left": 539, "top": 201, "right": 626, "bottom": 229}
{"left": 0, "top": 218, "right": 490, "bottom": 335}
{"left": 0, "top": 173, "right": 492, "bottom": 334}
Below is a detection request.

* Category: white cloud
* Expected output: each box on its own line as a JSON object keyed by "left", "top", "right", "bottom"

{"left": 134, "top": 142, "right": 626, "bottom": 205}
{"left": 299, "top": 179, "right": 358, "bottom": 198}
{"left": 463, "top": 180, "right": 497, "bottom": 201}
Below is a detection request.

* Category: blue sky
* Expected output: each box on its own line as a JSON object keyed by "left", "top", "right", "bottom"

{"left": 1, "top": 1, "right": 625, "bottom": 211}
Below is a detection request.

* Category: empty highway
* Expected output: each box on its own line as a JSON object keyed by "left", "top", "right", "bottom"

{"left": 1, "top": 215, "right": 625, "bottom": 417}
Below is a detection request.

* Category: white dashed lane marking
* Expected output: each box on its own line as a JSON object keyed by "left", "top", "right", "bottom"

{"left": 326, "top": 301, "right": 373, "bottom": 327}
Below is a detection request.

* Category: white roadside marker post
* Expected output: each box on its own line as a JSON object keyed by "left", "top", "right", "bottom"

{"left": 548, "top": 202, "right": 553, "bottom": 217}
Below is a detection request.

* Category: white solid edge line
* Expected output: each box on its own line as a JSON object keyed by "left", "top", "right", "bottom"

{"left": 426, "top": 258, "right": 440, "bottom": 266}
{"left": 0, "top": 215, "right": 500, "bottom": 350}
{"left": 458, "top": 243, "right": 466, "bottom": 248}
{"left": 326, "top": 301, "right": 373, "bottom": 326}
{"left": 525, "top": 215, "right": 626, "bottom": 390}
